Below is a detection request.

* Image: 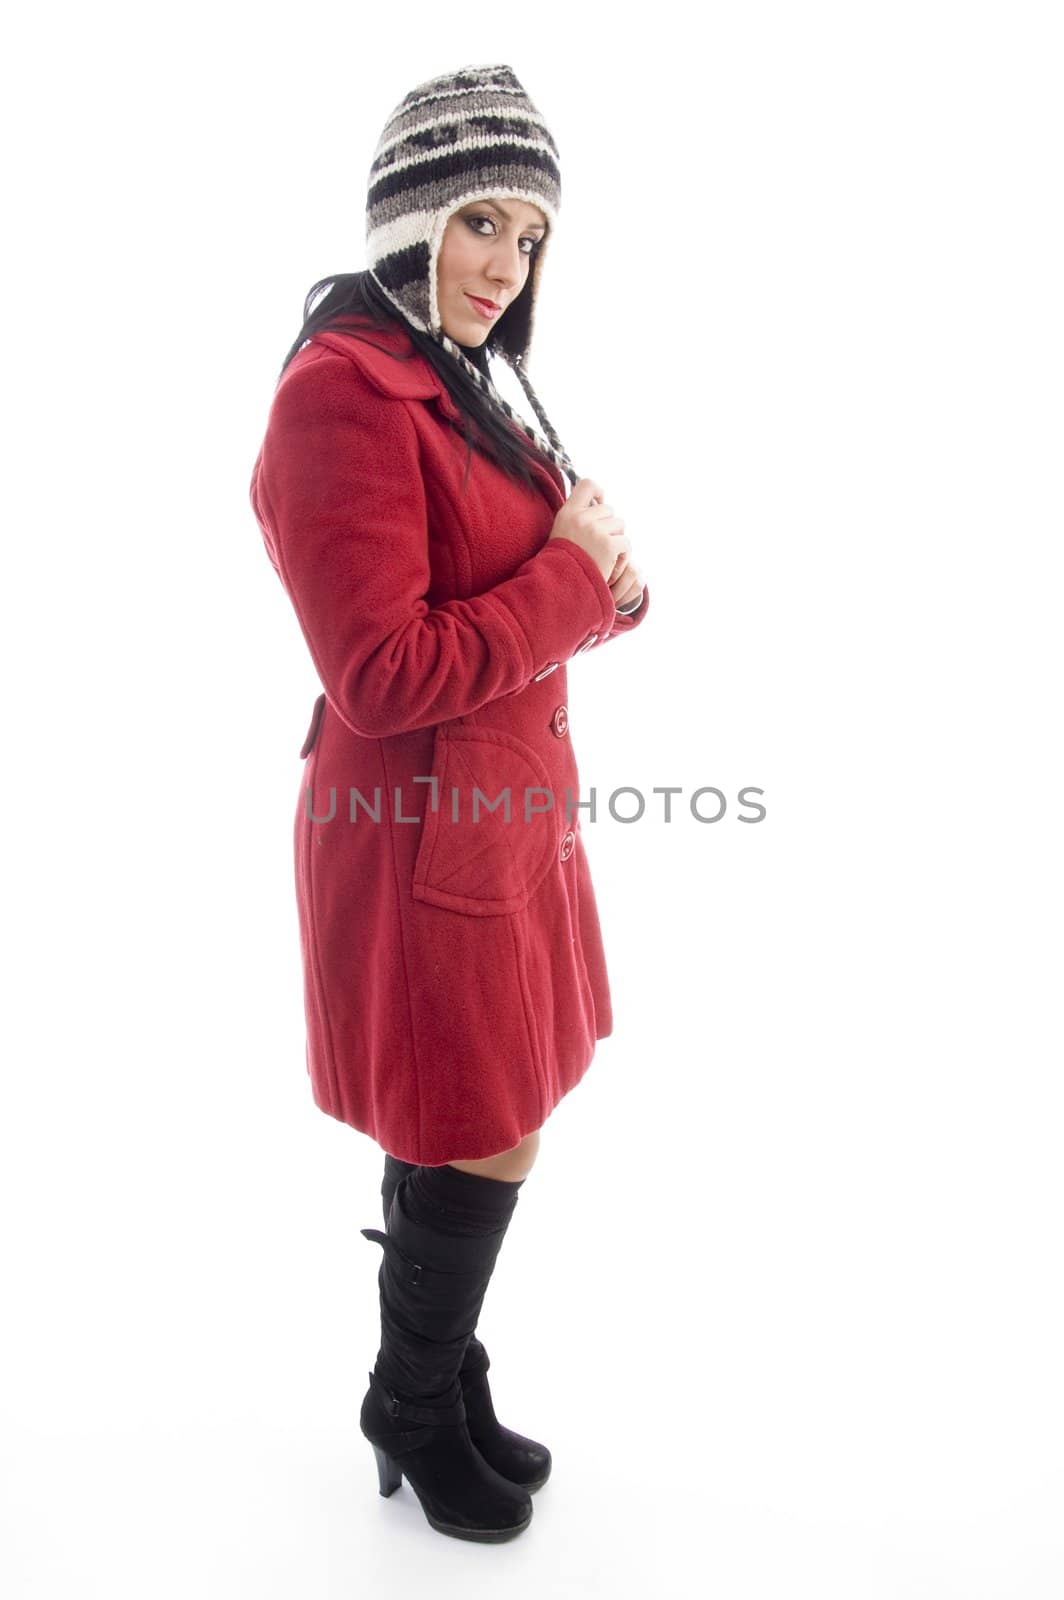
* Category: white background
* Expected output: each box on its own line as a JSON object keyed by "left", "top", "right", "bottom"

{"left": 3, "top": 3, "right": 1062, "bottom": 1595}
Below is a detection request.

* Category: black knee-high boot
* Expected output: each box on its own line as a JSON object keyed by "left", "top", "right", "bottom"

{"left": 379, "top": 1153, "right": 552, "bottom": 1492}
{"left": 359, "top": 1162, "right": 534, "bottom": 1541}
{"left": 381, "top": 1155, "right": 490, "bottom": 1376}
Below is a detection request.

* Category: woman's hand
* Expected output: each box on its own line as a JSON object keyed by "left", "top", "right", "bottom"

{"left": 606, "top": 550, "right": 645, "bottom": 613}
{"left": 547, "top": 477, "right": 634, "bottom": 585}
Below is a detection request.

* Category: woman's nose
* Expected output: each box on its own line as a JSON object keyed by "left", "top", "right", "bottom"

{"left": 487, "top": 243, "right": 525, "bottom": 292}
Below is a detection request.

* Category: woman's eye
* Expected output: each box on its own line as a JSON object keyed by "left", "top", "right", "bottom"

{"left": 467, "top": 216, "right": 539, "bottom": 255}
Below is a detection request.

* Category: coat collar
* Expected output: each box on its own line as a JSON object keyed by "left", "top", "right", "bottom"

{"left": 309, "top": 322, "right": 566, "bottom": 507}
{"left": 311, "top": 323, "right": 455, "bottom": 410}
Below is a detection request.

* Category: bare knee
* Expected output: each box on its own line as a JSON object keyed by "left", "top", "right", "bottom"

{"left": 447, "top": 1129, "right": 541, "bottom": 1182}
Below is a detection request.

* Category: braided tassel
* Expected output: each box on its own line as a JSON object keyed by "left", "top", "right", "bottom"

{"left": 437, "top": 333, "right": 578, "bottom": 487}
{"left": 511, "top": 352, "right": 576, "bottom": 479}
{"left": 366, "top": 271, "right": 579, "bottom": 487}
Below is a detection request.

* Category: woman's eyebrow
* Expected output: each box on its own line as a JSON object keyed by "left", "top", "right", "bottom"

{"left": 468, "top": 201, "right": 547, "bottom": 233}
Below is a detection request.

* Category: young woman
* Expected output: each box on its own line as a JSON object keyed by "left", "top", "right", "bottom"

{"left": 248, "top": 63, "right": 650, "bottom": 1543}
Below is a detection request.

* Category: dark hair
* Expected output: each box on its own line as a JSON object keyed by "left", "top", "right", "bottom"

{"left": 277, "top": 269, "right": 552, "bottom": 496}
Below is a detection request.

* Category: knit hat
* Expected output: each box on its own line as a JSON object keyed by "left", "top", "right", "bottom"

{"left": 365, "top": 63, "right": 577, "bottom": 485}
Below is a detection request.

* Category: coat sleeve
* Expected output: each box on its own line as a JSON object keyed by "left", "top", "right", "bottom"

{"left": 250, "top": 347, "right": 627, "bottom": 740}
{"left": 577, "top": 577, "right": 651, "bottom": 647}
{"left": 610, "top": 586, "right": 650, "bottom": 626}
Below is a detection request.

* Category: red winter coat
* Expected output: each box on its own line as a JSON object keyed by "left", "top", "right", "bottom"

{"left": 249, "top": 320, "right": 650, "bottom": 1165}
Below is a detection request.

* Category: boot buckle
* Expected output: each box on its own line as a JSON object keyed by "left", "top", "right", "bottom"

{"left": 361, "top": 1226, "right": 426, "bottom": 1286}
{"left": 368, "top": 1370, "right": 403, "bottom": 1420}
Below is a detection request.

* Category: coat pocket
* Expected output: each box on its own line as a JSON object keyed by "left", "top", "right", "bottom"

{"left": 411, "top": 724, "right": 560, "bottom": 916}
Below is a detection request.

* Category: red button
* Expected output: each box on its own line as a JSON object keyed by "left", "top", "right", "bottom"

{"left": 551, "top": 704, "right": 569, "bottom": 738}
{"left": 559, "top": 829, "right": 575, "bottom": 861}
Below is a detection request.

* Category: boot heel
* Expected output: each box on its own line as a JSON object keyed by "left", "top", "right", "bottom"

{"left": 371, "top": 1442, "right": 402, "bottom": 1497}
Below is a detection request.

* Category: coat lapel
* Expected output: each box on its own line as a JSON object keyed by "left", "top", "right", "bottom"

{"left": 314, "top": 326, "right": 567, "bottom": 512}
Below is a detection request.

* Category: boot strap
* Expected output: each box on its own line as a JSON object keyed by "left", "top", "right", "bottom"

{"left": 359, "top": 1225, "right": 487, "bottom": 1291}
{"left": 366, "top": 1368, "right": 466, "bottom": 1427}
{"left": 360, "top": 1226, "right": 426, "bottom": 1283}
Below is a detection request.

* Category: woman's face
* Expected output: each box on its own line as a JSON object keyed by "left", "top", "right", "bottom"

{"left": 436, "top": 197, "right": 548, "bottom": 344}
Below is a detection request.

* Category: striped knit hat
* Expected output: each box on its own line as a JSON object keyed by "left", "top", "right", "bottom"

{"left": 365, "top": 62, "right": 577, "bottom": 485}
